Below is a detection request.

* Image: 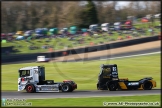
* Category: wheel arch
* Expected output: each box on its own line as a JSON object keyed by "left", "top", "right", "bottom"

{"left": 25, "top": 83, "right": 36, "bottom": 89}
{"left": 25, "top": 83, "right": 36, "bottom": 93}
{"left": 106, "top": 80, "right": 119, "bottom": 91}
{"left": 61, "top": 83, "right": 73, "bottom": 92}
{"left": 139, "top": 80, "right": 153, "bottom": 90}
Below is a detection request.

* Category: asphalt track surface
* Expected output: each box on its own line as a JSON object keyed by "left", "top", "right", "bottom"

{"left": 1, "top": 47, "right": 161, "bottom": 99}
{"left": 2, "top": 47, "right": 161, "bottom": 64}
{"left": 61, "top": 47, "right": 161, "bottom": 62}
{"left": 1, "top": 89, "right": 161, "bottom": 99}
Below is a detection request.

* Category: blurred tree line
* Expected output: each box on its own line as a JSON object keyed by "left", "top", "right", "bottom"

{"left": 1, "top": 1, "right": 161, "bottom": 33}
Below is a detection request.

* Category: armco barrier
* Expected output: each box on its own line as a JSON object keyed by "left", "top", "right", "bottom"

{"left": 1, "top": 35, "right": 160, "bottom": 63}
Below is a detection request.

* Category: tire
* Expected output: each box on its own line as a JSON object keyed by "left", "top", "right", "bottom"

{"left": 97, "top": 84, "right": 100, "bottom": 90}
{"left": 142, "top": 81, "right": 153, "bottom": 90}
{"left": 26, "top": 84, "right": 35, "bottom": 93}
{"left": 70, "top": 89, "right": 74, "bottom": 92}
{"left": 107, "top": 82, "right": 118, "bottom": 91}
{"left": 97, "top": 83, "right": 108, "bottom": 90}
{"left": 61, "top": 83, "right": 73, "bottom": 92}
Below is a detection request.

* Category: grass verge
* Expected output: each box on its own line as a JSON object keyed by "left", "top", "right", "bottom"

{"left": 1, "top": 54, "right": 160, "bottom": 91}
{"left": 23, "top": 95, "right": 161, "bottom": 106}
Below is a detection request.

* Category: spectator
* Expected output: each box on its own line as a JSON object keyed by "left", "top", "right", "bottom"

{"left": 90, "top": 42, "right": 94, "bottom": 46}
{"left": 117, "top": 36, "right": 123, "bottom": 40}
{"left": 126, "top": 36, "right": 132, "bottom": 39}
{"left": 63, "top": 51, "right": 67, "bottom": 56}
{"left": 48, "top": 48, "right": 53, "bottom": 52}
{"left": 42, "top": 45, "right": 46, "bottom": 49}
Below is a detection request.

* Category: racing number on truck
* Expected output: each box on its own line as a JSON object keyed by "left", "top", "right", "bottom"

{"left": 112, "top": 67, "right": 117, "bottom": 75}
{"left": 34, "top": 70, "right": 38, "bottom": 74}
{"left": 112, "top": 67, "right": 117, "bottom": 71}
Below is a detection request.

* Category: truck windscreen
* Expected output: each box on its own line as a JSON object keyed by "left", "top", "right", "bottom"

{"left": 103, "top": 68, "right": 111, "bottom": 74}
{"left": 19, "top": 70, "right": 30, "bottom": 77}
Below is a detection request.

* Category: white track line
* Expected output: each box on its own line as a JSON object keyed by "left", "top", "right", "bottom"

{"left": 100, "top": 51, "right": 161, "bottom": 61}
{"left": 11, "top": 94, "right": 160, "bottom": 99}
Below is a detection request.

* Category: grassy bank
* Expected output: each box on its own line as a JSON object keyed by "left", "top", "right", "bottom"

{"left": 1, "top": 54, "right": 160, "bottom": 91}
{"left": 24, "top": 95, "right": 161, "bottom": 106}
{"left": 1, "top": 21, "right": 160, "bottom": 55}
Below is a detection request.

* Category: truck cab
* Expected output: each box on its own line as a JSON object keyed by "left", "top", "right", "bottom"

{"left": 18, "top": 66, "right": 45, "bottom": 91}
{"left": 97, "top": 64, "right": 156, "bottom": 91}
{"left": 98, "top": 64, "right": 118, "bottom": 82}
{"left": 18, "top": 66, "right": 77, "bottom": 93}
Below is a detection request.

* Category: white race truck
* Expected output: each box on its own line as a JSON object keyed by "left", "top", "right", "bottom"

{"left": 18, "top": 66, "right": 77, "bottom": 93}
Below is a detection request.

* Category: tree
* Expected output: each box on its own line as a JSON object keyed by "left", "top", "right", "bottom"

{"left": 80, "top": 0, "right": 98, "bottom": 27}
{"left": 95, "top": 1, "right": 103, "bottom": 23}
{"left": 111, "top": 1, "right": 117, "bottom": 22}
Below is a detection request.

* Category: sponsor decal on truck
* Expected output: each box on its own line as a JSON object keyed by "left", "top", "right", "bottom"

{"left": 128, "top": 82, "right": 139, "bottom": 86}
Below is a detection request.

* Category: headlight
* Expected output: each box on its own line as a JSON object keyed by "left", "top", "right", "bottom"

{"left": 18, "top": 78, "right": 21, "bottom": 83}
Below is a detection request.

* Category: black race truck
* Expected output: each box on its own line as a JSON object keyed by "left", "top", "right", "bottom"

{"left": 97, "top": 64, "right": 156, "bottom": 91}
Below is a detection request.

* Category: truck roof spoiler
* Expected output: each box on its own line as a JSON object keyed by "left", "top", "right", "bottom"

{"left": 143, "top": 77, "right": 153, "bottom": 80}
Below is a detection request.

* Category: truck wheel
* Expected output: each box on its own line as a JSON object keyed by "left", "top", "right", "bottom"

{"left": 61, "top": 83, "right": 72, "bottom": 92}
{"left": 97, "top": 84, "right": 108, "bottom": 90}
{"left": 26, "top": 84, "right": 35, "bottom": 93}
{"left": 142, "top": 81, "right": 153, "bottom": 90}
{"left": 107, "top": 82, "right": 117, "bottom": 91}
{"left": 69, "top": 89, "right": 74, "bottom": 92}
{"left": 97, "top": 84, "right": 100, "bottom": 90}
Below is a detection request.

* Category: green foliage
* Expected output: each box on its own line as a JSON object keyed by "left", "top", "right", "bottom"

{"left": 79, "top": 0, "right": 98, "bottom": 28}
{"left": 85, "top": 0, "right": 98, "bottom": 24}
{"left": 1, "top": 1, "right": 160, "bottom": 32}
